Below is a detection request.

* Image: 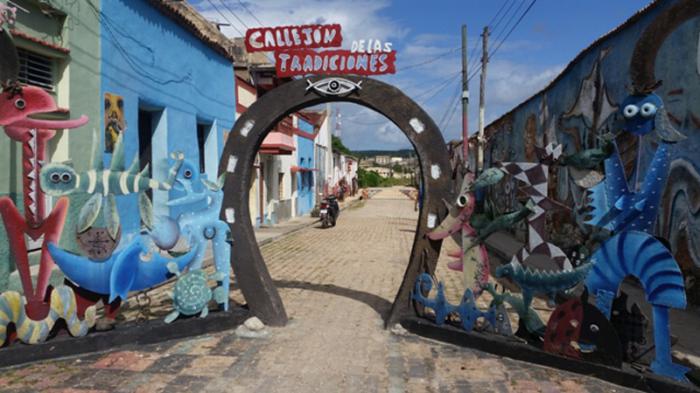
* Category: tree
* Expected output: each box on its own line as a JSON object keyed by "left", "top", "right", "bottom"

{"left": 332, "top": 135, "right": 352, "bottom": 156}
{"left": 357, "top": 168, "right": 381, "bottom": 187}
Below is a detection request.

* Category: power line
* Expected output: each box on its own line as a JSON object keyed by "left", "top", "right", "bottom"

{"left": 466, "top": 0, "right": 537, "bottom": 81}
{"left": 205, "top": 0, "right": 244, "bottom": 36}
{"left": 487, "top": 0, "right": 512, "bottom": 29}
{"left": 488, "top": 0, "right": 538, "bottom": 61}
{"left": 398, "top": 47, "right": 460, "bottom": 72}
{"left": 237, "top": 0, "right": 264, "bottom": 26}
{"left": 217, "top": 0, "right": 251, "bottom": 30}
{"left": 396, "top": 70, "right": 460, "bottom": 92}
{"left": 491, "top": 0, "right": 518, "bottom": 34}
{"left": 488, "top": 0, "right": 527, "bottom": 59}
{"left": 438, "top": 83, "right": 461, "bottom": 130}
{"left": 467, "top": 0, "right": 509, "bottom": 83}
{"left": 418, "top": 77, "right": 459, "bottom": 105}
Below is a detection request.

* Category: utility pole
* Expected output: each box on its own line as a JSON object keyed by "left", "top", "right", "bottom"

{"left": 477, "top": 26, "right": 489, "bottom": 174}
{"left": 461, "top": 25, "right": 469, "bottom": 172}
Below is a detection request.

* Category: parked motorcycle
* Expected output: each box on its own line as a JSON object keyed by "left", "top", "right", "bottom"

{"left": 319, "top": 195, "right": 340, "bottom": 228}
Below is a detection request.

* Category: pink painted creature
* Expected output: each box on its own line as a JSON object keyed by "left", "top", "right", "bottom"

{"left": 0, "top": 82, "right": 88, "bottom": 319}
{"left": 427, "top": 173, "right": 490, "bottom": 295}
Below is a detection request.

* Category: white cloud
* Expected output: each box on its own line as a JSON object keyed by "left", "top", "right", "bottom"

{"left": 192, "top": 1, "right": 563, "bottom": 151}
{"left": 194, "top": 0, "right": 408, "bottom": 44}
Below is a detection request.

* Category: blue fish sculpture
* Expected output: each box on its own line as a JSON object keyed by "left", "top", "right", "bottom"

{"left": 48, "top": 237, "right": 199, "bottom": 302}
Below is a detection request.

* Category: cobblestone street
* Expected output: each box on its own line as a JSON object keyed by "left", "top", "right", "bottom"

{"left": 0, "top": 188, "right": 638, "bottom": 393}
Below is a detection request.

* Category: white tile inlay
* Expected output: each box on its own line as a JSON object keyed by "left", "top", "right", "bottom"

{"left": 409, "top": 118, "right": 424, "bottom": 134}
{"left": 430, "top": 164, "right": 441, "bottom": 180}
{"left": 240, "top": 120, "right": 255, "bottom": 137}
{"left": 227, "top": 155, "right": 238, "bottom": 173}
{"left": 225, "top": 207, "right": 235, "bottom": 223}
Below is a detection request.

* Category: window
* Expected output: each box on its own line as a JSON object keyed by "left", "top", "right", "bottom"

{"left": 197, "top": 123, "right": 211, "bottom": 173}
{"left": 17, "top": 48, "right": 55, "bottom": 91}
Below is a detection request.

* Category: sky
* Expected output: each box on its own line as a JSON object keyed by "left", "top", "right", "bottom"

{"left": 191, "top": 0, "right": 651, "bottom": 151}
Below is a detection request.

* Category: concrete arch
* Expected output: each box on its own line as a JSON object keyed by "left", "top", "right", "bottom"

{"left": 218, "top": 75, "right": 453, "bottom": 327}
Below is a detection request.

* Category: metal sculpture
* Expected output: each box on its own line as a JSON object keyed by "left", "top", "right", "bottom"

{"left": 483, "top": 283, "right": 543, "bottom": 337}
{"left": 0, "top": 285, "right": 96, "bottom": 345}
{"left": 0, "top": 32, "right": 88, "bottom": 318}
{"left": 40, "top": 131, "right": 183, "bottom": 239}
{"left": 610, "top": 291, "right": 648, "bottom": 362}
{"left": 164, "top": 159, "right": 231, "bottom": 310}
{"left": 586, "top": 230, "right": 686, "bottom": 379}
{"left": 497, "top": 143, "right": 574, "bottom": 272}
{"left": 543, "top": 291, "right": 623, "bottom": 367}
{"left": 426, "top": 173, "right": 489, "bottom": 293}
{"left": 164, "top": 261, "right": 227, "bottom": 324}
{"left": 47, "top": 237, "right": 200, "bottom": 303}
{"left": 494, "top": 260, "right": 592, "bottom": 313}
{"left": 411, "top": 273, "right": 496, "bottom": 332}
{"left": 582, "top": 88, "right": 689, "bottom": 380}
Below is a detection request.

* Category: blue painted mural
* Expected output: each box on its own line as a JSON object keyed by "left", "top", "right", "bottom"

{"left": 482, "top": 0, "right": 700, "bottom": 302}
{"left": 296, "top": 118, "right": 315, "bottom": 216}
{"left": 99, "top": 0, "right": 236, "bottom": 238}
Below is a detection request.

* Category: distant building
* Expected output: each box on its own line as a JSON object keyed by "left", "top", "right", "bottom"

{"left": 365, "top": 167, "right": 391, "bottom": 177}
{"left": 374, "top": 155, "right": 391, "bottom": 165}
{"left": 390, "top": 157, "right": 403, "bottom": 163}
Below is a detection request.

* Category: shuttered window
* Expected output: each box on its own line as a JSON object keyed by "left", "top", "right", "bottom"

{"left": 17, "top": 48, "right": 55, "bottom": 91}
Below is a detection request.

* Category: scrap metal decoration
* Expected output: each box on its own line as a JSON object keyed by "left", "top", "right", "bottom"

{"left": 305, "top": 77, "right": 362, "bottom": 97}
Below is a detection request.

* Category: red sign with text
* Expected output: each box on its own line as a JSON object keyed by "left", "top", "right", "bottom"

{"left": 246, "top": 23, "right": 396, "bottom": 77}
{"left": 274, "top": 49, "right": 396, "bottom": 77}
{"left": 245, "top": 24, "right": 342, "bottom": 52}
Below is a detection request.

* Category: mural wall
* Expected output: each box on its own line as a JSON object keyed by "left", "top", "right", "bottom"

{"left": 482, "top": 0, "right": 700, "bottom": 302}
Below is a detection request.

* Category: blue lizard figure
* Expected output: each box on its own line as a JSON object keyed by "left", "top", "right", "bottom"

{"left": 584, "top": 92, "right": 689, "bottom": 382}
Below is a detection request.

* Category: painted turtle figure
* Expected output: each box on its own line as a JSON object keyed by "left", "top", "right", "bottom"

{"left": 164, "top": 262, "right": 227, "bottom": 324}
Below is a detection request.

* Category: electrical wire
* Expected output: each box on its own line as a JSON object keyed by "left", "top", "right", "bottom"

{"left": 205, "top": 0, "right": 244, "bottom": 36}
{"left": 237, "top": 0, "right": 264, "bottom": 26}
{"left": 217, "top": 0, "right": 251, "bottom": 30}
{"left": 488, "top": 0, "right": 538, "bottom": 61}
{"left": 398, "top": 47, "right": 460, "bottom": 72}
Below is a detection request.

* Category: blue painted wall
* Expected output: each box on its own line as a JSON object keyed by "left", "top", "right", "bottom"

{"left": 296, "top": 119, "right": 315, "bottom": 216}
{"left": 100, "top": 0, "right": 235, "bottom": 237}
{"left": 482, "top": 0, "right": 700, "bottom": 294}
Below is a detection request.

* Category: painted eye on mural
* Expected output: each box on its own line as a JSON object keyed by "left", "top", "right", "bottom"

{"left": 50, "top": 173, "right": 61, "bottom": 183}
{"left": 184, "top": 169, "right": 193, "bottom": 179}
{"left": 623, "top": 104, "right": 639, "bottom": 118}
{"left": 61, "top": 172, "right": 72, "bottom": 183}
{"left": 456, "top": 194, "right": 469, "bottom": 207}
{"left": 14, "top": 98, "right": 25, "bottom": 110}
{"left": 640, "top": 102, "right": 657, "bottom": 117}
{"left": 305, "top": 77, "right": 362, "bottom": 96}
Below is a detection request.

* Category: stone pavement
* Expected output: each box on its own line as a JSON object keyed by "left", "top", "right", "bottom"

{"left": 0, "top": 187, "right": 639, "bottom": 393}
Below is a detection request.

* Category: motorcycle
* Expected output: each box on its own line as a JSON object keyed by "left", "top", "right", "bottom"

{"left": 319, "top": 195, "right": 340, "bottom": 228}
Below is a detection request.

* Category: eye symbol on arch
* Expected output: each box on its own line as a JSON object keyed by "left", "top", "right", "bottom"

{"left": 305, "top": 77, "right": 362, "bottom": 96}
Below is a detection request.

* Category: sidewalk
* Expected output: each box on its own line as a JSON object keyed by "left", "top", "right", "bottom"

{"left": 254, "top": 192, "right": 364, "bottom": 245}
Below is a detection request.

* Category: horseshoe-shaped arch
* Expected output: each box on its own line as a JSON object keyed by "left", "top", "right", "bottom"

{"left": 218, "top": 75, "right": 453, "bottom": 327}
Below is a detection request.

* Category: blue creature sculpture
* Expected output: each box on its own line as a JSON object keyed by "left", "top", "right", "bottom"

{"left": 585, "top": 92, "right": 689, "bottom": 382}
{"left": 48, "top": 237, "right": 200, "bottom": 303}
{"left": 412, "top": 273, "right": 497, "bottom": 332}
{"left": 157, "top": 159, "right": 231, "bottom": 311}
